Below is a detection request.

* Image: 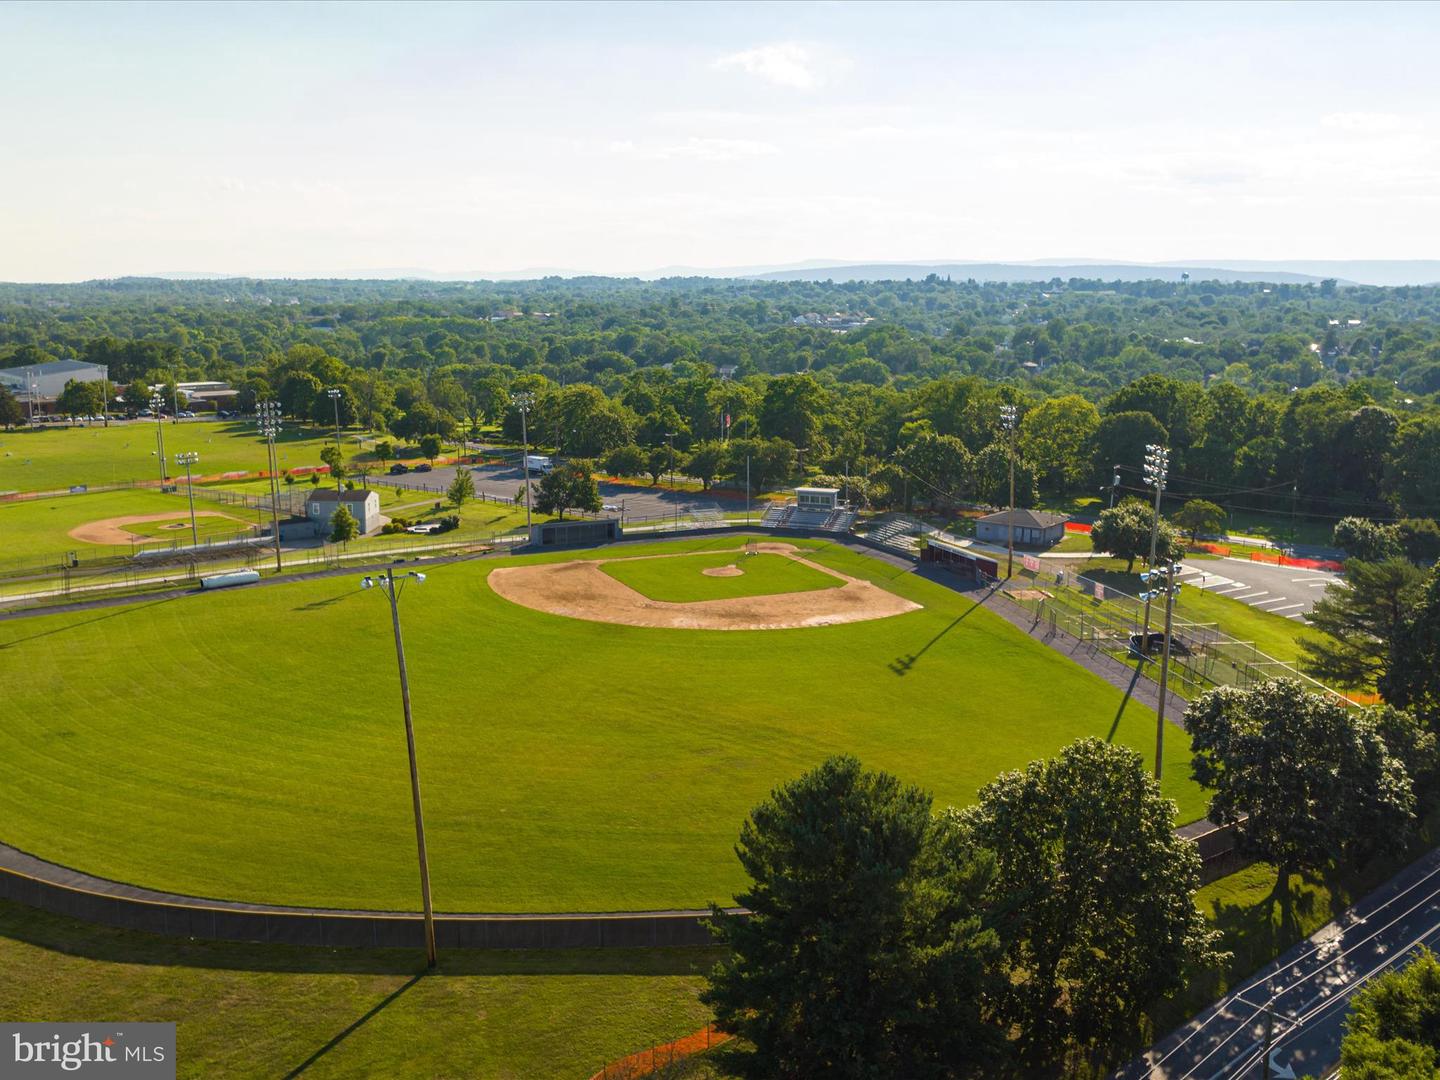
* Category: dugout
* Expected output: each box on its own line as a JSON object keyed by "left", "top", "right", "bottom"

{"left": 530, "top": 517, "right": 621, "bottom": 548}
{"left": 920, "top": 537, "right": 999, "bottom": 580}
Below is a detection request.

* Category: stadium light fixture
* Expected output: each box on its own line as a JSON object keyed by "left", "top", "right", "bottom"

{"left": 999, "top": 405, "right": 1018, "bottom": 578}
{"left": 175, "top": 451, "right": 201, "bottom": 546}
{"left": 513, "top": 391, "right": 535, "bottom": 533}
{"left": 257, "top": 401, "right": 284, "bottom": 574}
{"left": 149, "top": 391, "right": 168, "bottom": 484}
{"left": 361, "top": 566, "right": 437, "bottom": 968}
{"left": 327, "top": 388, "right": 344, "bottom": 491}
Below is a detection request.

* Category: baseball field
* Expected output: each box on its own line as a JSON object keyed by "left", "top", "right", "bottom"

{"left": 0, "top": 534, "right": 1206, "bottom": 913}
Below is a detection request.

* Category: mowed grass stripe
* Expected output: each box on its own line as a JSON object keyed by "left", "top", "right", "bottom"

{"left": 0, "top": 537, "right": 1204, "bottom": 912}
{"left": 599, "top": 549, "right": 842, "bottom": 602}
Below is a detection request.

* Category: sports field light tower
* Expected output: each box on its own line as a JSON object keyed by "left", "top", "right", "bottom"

{"left": 149, "top": 391, "right": 169, "bottom": 485}
{"left": 513, "top": 391, "right": 535, "bottom": 532}
{"left": 1139, "top": 562, "right": 1182, "bottom": 779}
{"left": 999, "top": 404, "right": 1018, "bottom": 578}
{"left": 257, "top": 400, "right": 284, "bottom": 573}
{"left": 1136, "top": 444, "right": 1171, "bottom": 670}
{"left": 327, "top": 387, "right": 344, "bottom": 492}
{"left": 175, "top": 451, "right": 200, "bottom": 546}
{"left": 361, "top": 568, "right": 438, "bottom": 968}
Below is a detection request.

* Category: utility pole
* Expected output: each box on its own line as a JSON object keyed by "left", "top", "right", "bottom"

{"left": 175, "top": 451, "right": 200, "bottom": 546}
{"left": 1143, "top": 561, "right": 1181, "bottom": 779}
{"left": 516, "top": 394, "right": 535, "bottom": 527}
{"left": 150, "top": 391, "right": 169, "bottom": 485}
{"left": 258, "top": 400, "right": 284, "bottom": 574}
{"left": 1110, "top": 464, "right": 1122, "bottom": 508}
{"left": 1000, "top": 405, "right": 1018, "bottom": 578}
{"left": 665, "top": 431, "right": 678, "bottom": 530}
{"left": 363, "top": 568, "right": 438, "bottom": 969}
{"left": 327, "top": 387, "right": 344, "bottom": 492}
{"left": 1138, "top": 444, "right": 1170, "bottom": 668}
{"left": 746, "top": 455, "right": 751, "bottom": 525}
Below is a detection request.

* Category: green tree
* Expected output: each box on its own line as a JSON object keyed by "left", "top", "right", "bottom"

{"left": 1018, "top": 394, "right": 1100, "bottom": 494}
{"left": 1301, "top": 558, "right": 1426, "bottom": 691}
{"left": 1173, "top": 498, "right": 1227, "bottom": 542}
{"left": 897, "top": 428, "right": 972, "bottom": 506}
{"left": 1187, "top": 680, "right": 1417, "bottom": 881}
{"left": 447, "top": 467, "right": 474, "bottom": 508}
{"left": 703, "top": 756, "right": 1004, "bottom": 1080}
{"left": 1090, "top": 498, "right": 1180, "bottom": 572}
{"left": 1092, "top": 410, "right": 1169, "bottom": 487}
{"left": 725, "top": 438, "right": 796, "bottom": 494}
{"left": 1386, "top": 416, "right": 1440, "bottom": 519}
{"left": 0, "top": 384, "right": 25, "bottom": 429}
{"left": 56, "top": 379, "right": 105, "bottom": 421}
{"left": 319, "top": 445, "right": 346, "bottom": 484}
{"left": 124, "top": 378, "right": 152, "bottom": 413}
{"left": 418, "top": 433, "right": 442, "bottom": 464}
{"left": 758, "top": 373, "right": 831, "bottom": 450}
{"left": 602, "top": 444, "right": 646, "bottom": 479}
{"left": 1384, "top": 565, "right": 1440, "bottom": 720}
{"left": 1334, "top": 516, "right": 1402, "bottom": 562}
{"left": 685, "top": 440, "right": 727, "bottom": 490}
{"left": 533, "top": 460, "right": 601, "bottom": 520}
{"left": 372, "top": 440, "right": 394, "bottom": 469}
{"left": 1396, "top": 519, "right": 1440, "bottom": 565}
{"left": 328, "top": 504, "right": 359, "bottom": 543}
{"left": 1337, "top": 948, "right": 1440, "bottom": 1079}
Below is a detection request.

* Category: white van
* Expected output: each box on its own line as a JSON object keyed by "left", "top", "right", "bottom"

{"left": 525, "top": 454, "right": 554, "bottom": 475}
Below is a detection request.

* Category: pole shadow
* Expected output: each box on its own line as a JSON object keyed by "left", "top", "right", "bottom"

{"left": 283, "top": 972, "right": 425, "bottom": 1078}
{"left": 888, "top": 585, "right": 997, "bottom": 676}
{"left": 0, "top": 594, "right": 181, "bottom": 650}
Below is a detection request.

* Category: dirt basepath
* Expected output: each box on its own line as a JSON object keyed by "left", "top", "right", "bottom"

{"left": 68, "top": 511, "right": 250, "bottom": 545}
{"left": 488, "top": 544, "right": 921, "bottom": 630}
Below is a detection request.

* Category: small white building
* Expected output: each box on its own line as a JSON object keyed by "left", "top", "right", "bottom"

{"left": 305, "top": 489, "right": 381, "bottom": 535}
{"left": 975, "top": 508, "right": 1068, "bottom": 548}
{"left": 0, "top": 359, "right": 108, "bottom": 409}
{"left": 794, "top": 487, "right": 841, "bottom": 513}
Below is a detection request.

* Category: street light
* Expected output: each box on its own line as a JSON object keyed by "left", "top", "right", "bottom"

{"left": 361, "top": 568, "right": 437, "bottom": 968}
{"left": 999, "top": 405, "right": 1018, "bottom": 578}
{"left": 665, "top": 432, "right": 678, "bottom": 529}
{"left": 150, "top": 391, "right": 169, "bottom": 485}
{"left": 327, "top": 388, "right": 344, "bottom": 492}
{"left": 1139, "top": 562, "right": 1182, "bottom": 779}
{"left": 257, "top": 401, "right": 284, "bottom": 574}
{"left": 513, "top": 392, "right": 534, "bottom": 533}
{"left": 175, "top": 451, "right": 200, "bottom": 546}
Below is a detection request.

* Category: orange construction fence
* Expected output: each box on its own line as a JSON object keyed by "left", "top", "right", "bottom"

{"left": 1065, "top": 521, "right": 1092, "bottom": 534}
{"left": 1250, "top": 551, "right": 1346, "bottom": 572}
{"left": 590, "top": 1023, "right": 733, "bottom": 1080}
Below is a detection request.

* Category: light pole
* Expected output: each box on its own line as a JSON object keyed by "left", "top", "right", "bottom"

{"left": 150, "top": 391, "right": 169, "bottom": 485}
{"left": 513, "top": 392, "right": 534, "bottom": 533}
{"left": 1137, "top": 444, "right": 1170, "bottom": 666}
{"left": 175, "top": 451, "right": 200, "bottom": 546}
{"left": 361, "top": 568, "right": 438, "bottom": 969}
{"left": 327, "top": 388, "right": 344, "bottom": 492}
{"left": 1109, "top": 464, "right": 1122, "bottom": 508}
{"left": 258, "top": 401, "right": 284, "bottom": 574}
{"left": 665, "top": 431, "right": 678, "bottom": 530}
{"left": 1000, "top": 405, "right": 1018, "bottom": 578}
{"left": 1140, "top": 561, "right": 1182, "bottom": 779}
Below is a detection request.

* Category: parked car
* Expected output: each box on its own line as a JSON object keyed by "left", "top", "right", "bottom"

{"left": 414, "top": 463, "right": 433, "bottom": 473}
{"left": 388, "top": 463, "right": 410, "bottom": 475}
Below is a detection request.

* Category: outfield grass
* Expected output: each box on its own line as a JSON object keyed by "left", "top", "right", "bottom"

{"left": 0, "top": 421, "right": 381, "bottom": 494}
{"left": 0, "top": 536, "right": 1205, "bottom": 911}
{"left": 0, "top": 488, "right": 264, "bottom": 563}
{"left": 0, "top": 899, "right": 713, "bottom": 1080}
{"left": 600, "top": 551, "right": 842, "bottom": 603}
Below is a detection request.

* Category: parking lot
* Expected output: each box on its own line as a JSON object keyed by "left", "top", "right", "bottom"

{"left": 1175, "top": 557, "right": 1342, "bottom": 622}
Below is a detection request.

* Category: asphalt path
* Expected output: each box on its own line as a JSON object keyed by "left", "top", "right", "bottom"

{"left": 1176, "top": 558, "right": 1342, "bottom": 622}
{"left": 370, "top": 460, "right": 738, "bottom": 525}
{"left": 1112, "top": 845, "right": 1440, "bottom": 1080}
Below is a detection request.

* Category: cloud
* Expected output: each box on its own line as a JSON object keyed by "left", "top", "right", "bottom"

{"left": 609, "top": 137, "right": 779, "bottom": 162}
{"left": 712, "top": 42, "right": 838, "bottom": 90}
{"left": 1321, "top": 111, "right": 1411, "bottom": 134}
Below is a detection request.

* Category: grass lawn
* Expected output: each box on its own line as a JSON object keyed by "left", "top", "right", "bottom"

{"left": 1052, "top": 532, "right": 1094, "bottom": 554}
{"left": 0, "top": 421, "right": 395, "bottom": 495}
{"left": 0, "top": 899, "right": 714, "bottom": 1080}
{"left": 0, "top": 487, "right": 263, "bottom": 563}
{"left": 600, "top": 551, "right": 842, "bottom": 603}
{"left": 0, "top": 535, "right": 1205, "bottom": 912}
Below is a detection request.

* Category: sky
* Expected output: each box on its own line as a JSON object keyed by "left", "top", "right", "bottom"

{"left": 3, "top": 0, "right": 1440, "bottom": 282}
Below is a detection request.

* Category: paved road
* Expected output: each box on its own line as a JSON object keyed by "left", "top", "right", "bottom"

{"left": 1113, "top": 845, "right": 1440, "bottom": 1080}
{"left": 1176, "top": 558, "right": 1341, "bottom": 623}
{"left": 371, "top": 460, "right": 738, "bottom": 525}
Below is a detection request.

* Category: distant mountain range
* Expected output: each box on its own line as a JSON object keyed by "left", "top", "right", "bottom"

{"left": 135, "top": 259, "right": 1440, "bottom": 287}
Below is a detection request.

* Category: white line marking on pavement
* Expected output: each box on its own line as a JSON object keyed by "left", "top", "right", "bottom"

{"left": 1287, "top": 613, "right": 1305, "bottom": 620}
{"left": 1217, "top": 584, "right": 1250, "bottom": 594}
{"left": 1307, "top": 580, "right": 1331, "bottom": 587}
{"left": 1255, "top": 596, "right": 1289, "bottom": 606}
{"left": 1233, "top": 591, "right": 1269, "bottom": 600}
{"left": 1291, "top": 576, "right": 1322, "bottom": 582}
{"left": 1269, "top": 603, "right": 1304, "bottom": 612}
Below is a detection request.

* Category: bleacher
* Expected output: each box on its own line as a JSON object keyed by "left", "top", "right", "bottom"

{"left": 759, "top": 505, "right": 793, "bottom": 527}
{"left": 689, "top": 508, "right": 725, "bottom": 525}
{"left": 757, "top": 504, "right": 856, "bottom": 533}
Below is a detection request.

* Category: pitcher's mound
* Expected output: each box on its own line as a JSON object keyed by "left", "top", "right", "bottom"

{"left": 69, "top": 511, "right": 250, "bottom": 545}
{"left": 701, "top": 564, "right": 744, "bottom": 577}
{"left": 489, "top": 544, "right": 921, "bottom": 631}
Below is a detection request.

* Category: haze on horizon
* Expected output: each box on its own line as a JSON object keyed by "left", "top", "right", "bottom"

{"left": 3, "top": 0, "right": 1439, "bottom": 283}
